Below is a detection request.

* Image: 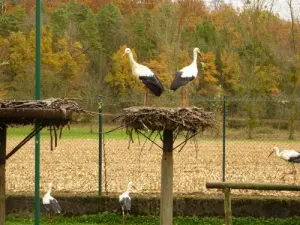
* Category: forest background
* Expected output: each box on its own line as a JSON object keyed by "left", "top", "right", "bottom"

{"left": 0, "top": 0, "right": 300, "bottom": 139}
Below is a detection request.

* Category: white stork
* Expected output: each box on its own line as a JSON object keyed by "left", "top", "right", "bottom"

{"left": 119, "top": 181, "right": 136, "bottom": 225}
{"left": 122, "top": 48, "right": 164, "bottom": 106}
{"left": 269, "top": 146, "right": 300, "bottom": 183}
{"left": 170, "top": 47, "right": 206, "bottom": 107}
{"left": 42, "top": 183, "right": 62, "bottom": 221}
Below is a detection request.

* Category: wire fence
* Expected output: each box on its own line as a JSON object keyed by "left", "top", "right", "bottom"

{"left": 5, "top": 96, "right": 300, "bottom": 197}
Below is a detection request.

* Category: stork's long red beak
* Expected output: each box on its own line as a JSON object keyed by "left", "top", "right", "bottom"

{"left": 121, "top": 52, "right": 126, "bottom": 58}
{"left": 268, "top": 151, "right": 274, "bottom": 157}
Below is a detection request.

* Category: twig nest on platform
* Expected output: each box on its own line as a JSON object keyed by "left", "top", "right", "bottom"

{"left": 0, "top": 98, "right": 90, "bottom": 127}
{"left": 120, "top": 106, "right": 217, "bottom": 133}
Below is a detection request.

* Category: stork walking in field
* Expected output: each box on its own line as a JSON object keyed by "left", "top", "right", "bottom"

{"left": 119, "top": 181, "right": 136, "bottom": 225}
{"left": 122, "top": 48, "right": 164, "bottom": 106}
{"left": 269, "top": 146, "right": 300, "bottom": 183}
{"left": 170, "top": 47, "right": 206, "bottom": 107}
{"left": 42, "top": 183, "right": 62, "bottom": 221}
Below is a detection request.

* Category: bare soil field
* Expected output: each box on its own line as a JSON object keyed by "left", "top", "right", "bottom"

{"left": 5, "top": 136, "right": 300, "bottom": 197}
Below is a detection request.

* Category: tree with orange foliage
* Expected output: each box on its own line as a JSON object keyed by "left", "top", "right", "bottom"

{"left": 194, "top": 51, "right": 219, "bottom": 96}
{"left": 219, "top": 50, "right": 241, "bottom": 93}
{"left": 177, "top": 0, "right": 206, "bottom": 31}
{"left": 114, "top": 0, "right": 165, "bottom": 14}
{"left": 145, "top": 51, "right": 171, "bottom": 88}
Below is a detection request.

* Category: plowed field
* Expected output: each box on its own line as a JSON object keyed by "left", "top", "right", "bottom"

{"left": 6, "top": 137, "right": 300, "bottom": 197}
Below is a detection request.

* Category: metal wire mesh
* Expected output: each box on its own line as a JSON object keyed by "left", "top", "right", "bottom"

{"left": 5, "top": 96, "right": 300, "bottom": 197}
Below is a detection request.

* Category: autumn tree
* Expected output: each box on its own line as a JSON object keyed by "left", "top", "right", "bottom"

{"left": 4, "top": 27, "right": 87, "bottom": 99}
{"left": 277, "top": 0, "right": 300, "bottom": 140}
{"left": 125, "top": 9, "right": 156, "bottom": 60}
{"left": 105, "top": 45, "right": 143, "bottom": 101}
{"left": 218, "top": 50, "right": 241, "bottom": 93}
{"left": 96, "top": 3, "right": 124, "bottom": 55}
{"left": 236, "top": 24, "right": 280, "bottom": 138}
{"left": 150, "top": 2, "right": 183, "bottom": 75}
{"left": 0, "top": 6, "right": 25, "bottom": 36}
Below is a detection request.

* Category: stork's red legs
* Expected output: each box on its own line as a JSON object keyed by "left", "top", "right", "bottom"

{"left": 185, "top": 85, "right": 189, "bottom": 107}
{"left": 180, "top": 86, "right": 189, "bottom": 108}
{"left": 180, "top": 88, "right": 184, "bottom": 107}
{"left": 143, "top": 85, "right": 148, "bottom": 106}
{"left": 280, "top": 164, "right": 297, "bottom": 184}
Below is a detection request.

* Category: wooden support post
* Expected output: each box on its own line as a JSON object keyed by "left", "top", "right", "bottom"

{"left": 0, "top": 125, "right": 7, "bottom": 225}
{"left": 224, "top": 187, "right": 232, "bottom": 225}
{"left": 160, "top": 130, "right": 173, "bottom": 225}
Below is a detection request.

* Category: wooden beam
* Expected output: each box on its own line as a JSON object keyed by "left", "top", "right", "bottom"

{"left": 0, "top": 124, "right": 7, "bottom": 225}
{"left": 0, "top": 108, "right": 72, "bottom": 119}
{"left": 224, "top": 188, "right": 232, "bottom": 225}
{"left": 160, "top": 130, "right": 173, "bottom": 225}
{"left": 206, "top": 182, "right": 300, "bottom": 191}
{"left": 6, "top": 125, "right": 44, "bottom": 160}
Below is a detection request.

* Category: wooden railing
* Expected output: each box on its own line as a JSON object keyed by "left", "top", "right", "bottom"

{"left": 206, "top": 182, "right": 300, "bottom": 225}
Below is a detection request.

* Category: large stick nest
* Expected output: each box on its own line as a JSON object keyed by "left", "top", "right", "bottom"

{"left": 0, "top": 98, "right": 89, "bottom": 127}
{"left": 118, "top": 106, "right": 217, "bottom": 133}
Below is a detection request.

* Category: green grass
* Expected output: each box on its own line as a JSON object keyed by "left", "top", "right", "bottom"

{"left": 7, "top": 125, "right": 127, "bottom": 140}
{"left": 6, "top": 124, "right": 300, "bottom": 142}
{"left": 6, "top": 213, "right": 300, "bottom": 225}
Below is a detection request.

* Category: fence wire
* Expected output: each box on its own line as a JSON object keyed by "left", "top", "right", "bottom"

{"left": 5, "top": 96, "right": 300, "bottom": 197}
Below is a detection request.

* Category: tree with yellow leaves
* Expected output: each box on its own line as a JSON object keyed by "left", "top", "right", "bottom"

{"left": 219, "top": 50, "right": 241, "bottom": 93}
{"left": 5, "top": 27, "right": 87, "bottom": 99}
{"left": 193, "top": 51, "right": 219, "bottom": 96}
{"left": 105, "top": 45, "right": 144, "bottom": 100}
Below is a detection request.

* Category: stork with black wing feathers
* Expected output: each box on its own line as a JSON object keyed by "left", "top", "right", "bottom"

{"left": 122, "top": 48, "right": 164, "bottom": 106}
{"left": 42, "top": 183, "right": 62, "bottom": 222}
{"left": 170, "top": 47, "right": 206, "bottom": 107}
{"left": 119, "top": 181, "right": 136, "bottom": 225}
{"left": 269, "top": 146, "right": 300, "bottom": 183}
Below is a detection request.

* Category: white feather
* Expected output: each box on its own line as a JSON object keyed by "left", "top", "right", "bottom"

{"left": 271, "top": 146, "right": 300, "bottom": 161}
{"left": 42, "top": 192, "right": 54, "bottom": 204}
{"left": 134, "top": 64, "right": 154, "bottom": 77}
{"left": 180, "top": 64, "right": 198, "bottom": 78}
{"left": 280, "top": 150, "right": 300, "bottom": 160}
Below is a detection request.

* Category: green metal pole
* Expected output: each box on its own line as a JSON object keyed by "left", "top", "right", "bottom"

{"left": 222, "top": 96, "right": 226, "bottom": 182}
{"left": 98, "top": 95, "right": 103, "bottom": 196}
{"left": 34, "top": 0, "right": 41, "bottom": 224}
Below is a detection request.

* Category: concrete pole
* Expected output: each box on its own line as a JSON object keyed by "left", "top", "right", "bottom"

{"left": 160, "top": 130, "right": 173, "bottom": 225}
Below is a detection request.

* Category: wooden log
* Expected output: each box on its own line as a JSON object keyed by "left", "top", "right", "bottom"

{"left": 206, "top": 182, "right": 300, "bottom": 191}
{"left": 0, "top": 108, "right": 72, "bottom": 119}
{"left": 0, "top": 125, "right": 7, "bottom": 225}
{"left": 224, "top": 188, "right": 232, "bottom": 225}
{"left": 160, "top": 130, "right": 173, "bottom": 225}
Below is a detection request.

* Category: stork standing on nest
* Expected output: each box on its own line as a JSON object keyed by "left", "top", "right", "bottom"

{"left": 119, "top": 181, "right": 136, "bottom": 225}
{"left": 42, "top": 183, "right": 62, "bottom": 221}
{"left": 269, "top": 146, "right": 300, "bottom": 183}
{"left": 122, "top": 48, "right": 164, "bottom": 106}
{"left": 170, "top": 47, "right": 206, "bottom": 107}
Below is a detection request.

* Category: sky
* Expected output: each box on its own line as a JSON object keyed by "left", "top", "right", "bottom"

{"left": 203, "top": 0, "right": 300, "bottom": 20}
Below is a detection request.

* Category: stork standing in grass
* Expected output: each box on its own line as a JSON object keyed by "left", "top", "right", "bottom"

{"left": 269, "top": 146, "right": 300, "bottom": 183}
{"left": 119, "top": 181, "right": 136, "bottom": 225}
{"left": 122, "top": 48, "right": 164, "bottom": 106}
{"left": 170, "top": 47, "right": 206, "bottom": 107}
{"left": 42, "top": 183, "right": 62, "bottom": 221}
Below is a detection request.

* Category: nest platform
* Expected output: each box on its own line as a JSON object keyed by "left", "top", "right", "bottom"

{"left": 115, "top": 106, "right": 217, "bottom": 225}
{"left": 0, "top": 98, "right": 86, "bottom": 127}
{"left": 118, "top": 106, "right": 217, "bottom": 133}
